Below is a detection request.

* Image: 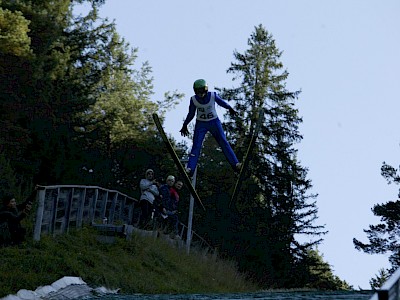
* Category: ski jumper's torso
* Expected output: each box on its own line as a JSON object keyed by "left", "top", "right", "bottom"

{"left": 191, "top": 92, "right": 218, "bottom": 121}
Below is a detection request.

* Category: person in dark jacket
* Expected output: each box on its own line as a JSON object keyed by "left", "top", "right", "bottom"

{"left": 0, "top": 187, "right": 38, "bottom": 246}
{"left": 159, "top": 175, "right": 180, "bottom": 238}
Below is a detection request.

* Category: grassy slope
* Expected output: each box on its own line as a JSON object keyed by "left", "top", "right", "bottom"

{"left": 0, "top": 228, "right": 259, "bottom": 297}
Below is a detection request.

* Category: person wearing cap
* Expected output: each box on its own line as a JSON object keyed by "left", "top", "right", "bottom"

{"left": 180, "top": 79, "right": 241, "bottom": 177}
{"left": 0, "top": 187, "right": 38, "bottom": 246}
{"left": 138, "top": 169, "right": 159, "bottom": 229}
{"left": 159, "top": 175, "right": 180, "bottom": 238}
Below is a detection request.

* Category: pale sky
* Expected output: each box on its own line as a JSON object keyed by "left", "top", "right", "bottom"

{"left": 80, "top": 0, "right": 400, "bottom": 289}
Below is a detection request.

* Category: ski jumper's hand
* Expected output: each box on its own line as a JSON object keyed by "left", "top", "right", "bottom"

{"left": 180, "top": 125, "right": 189, "bottom": 137}
{"left": 228, "top": 107, "right": 237, "bottom": 116}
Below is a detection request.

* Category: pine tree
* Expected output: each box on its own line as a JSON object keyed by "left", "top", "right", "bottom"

{"left": 293, "top": 249, "right": 352, "bottom": 290}
{"left": 74, "top": 26, "right": 158, "bottom": 188}
{"left": 215, "top": 24, "right": 325, "bottom": 287}
{"left": 0, "top": 1, "right": 174, "bottom": 189}
{"left": 0, "top": 6, "right": 32, "bottom": 56}
{"left": 369, "top": 268, "right": 390, "bottom": 290}
{"left": 0, "top": 152, "right": 18, "bottom": 197}
{"left": 354, "top": 161, "right": 400, "bottom": 273}
{"left": 0, "top": 3, "right": 33, "bottom": 161}
{"left": 0, "top": 0, "right": 103, "bottom": 182}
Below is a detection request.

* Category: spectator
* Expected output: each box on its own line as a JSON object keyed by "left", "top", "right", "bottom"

{"left": 170, "top": 180, "right": 183, "bottom": 238}
{"left": 159, "top": 175, "right": 180, "bottom": 239}
{"left": 152, "top": 177, "right": 166, "bottom": 229}
{"left": 138, "top": 169, "right": 159, "bottom": 229}
{"left": 170, "top": 180, "right": 183, "bottom": 211}
{"left": 0, "top": 187, "right": 38, "bottom": 246}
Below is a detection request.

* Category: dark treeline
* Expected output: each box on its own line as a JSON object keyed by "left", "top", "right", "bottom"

{"left": 1, "top": 0, "right": 350, "bottom": 290}
{"left": 0, "top": 0, "right": 179, "bottom": 196}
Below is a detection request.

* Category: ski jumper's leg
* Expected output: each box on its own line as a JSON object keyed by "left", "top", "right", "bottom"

{"left": 187, "top": 121, "right": 208, "bottom": 173}
{"left": 209, "top": 118, "right": 239, "bottom": 169}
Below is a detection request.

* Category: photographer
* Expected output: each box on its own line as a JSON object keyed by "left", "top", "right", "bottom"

{"left": 0, "top": 186, "right": 38, "bottom": 246}
{"left": 138, "top": 169, "right": 159, "bottom": 229}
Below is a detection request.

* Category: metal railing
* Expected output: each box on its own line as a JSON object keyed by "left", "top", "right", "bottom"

{"left": 179, "top": 222, "right": 213, "bottom": 247}
{"left": 33, "top": 185, "right": 138, "bottom": 241}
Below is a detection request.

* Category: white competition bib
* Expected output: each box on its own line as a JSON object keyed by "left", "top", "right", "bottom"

{"left": 192, "top": 92, "right": 218, "bottom": 121}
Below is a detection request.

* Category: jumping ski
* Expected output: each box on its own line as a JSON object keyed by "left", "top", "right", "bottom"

{"left": 152, "top": 113, "right": 206, "bottom": 211}
{"left": 229, "top": 109, "right": 265, "bottom": 207}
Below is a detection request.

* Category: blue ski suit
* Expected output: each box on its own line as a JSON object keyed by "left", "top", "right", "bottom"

{"left": 182, "top": 91, "right": 239, "bottom": 174}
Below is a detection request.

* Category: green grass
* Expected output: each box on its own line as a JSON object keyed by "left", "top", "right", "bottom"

{"left": 0, "top": 227, "right": 259, "bottom": 297}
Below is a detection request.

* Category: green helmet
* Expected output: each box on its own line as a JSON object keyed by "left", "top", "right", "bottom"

{"left": 193, "top": 79, "right": 208, "bottom": 94}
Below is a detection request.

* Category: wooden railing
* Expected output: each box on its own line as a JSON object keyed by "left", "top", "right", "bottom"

{"left": 32, "top": 184, "right": 216, "bottom": 256}
{"left": 33, "top": 185, "right": 138, "bottom": 241}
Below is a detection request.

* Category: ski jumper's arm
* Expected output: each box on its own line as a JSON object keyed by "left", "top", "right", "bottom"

{"left": 215, "top": 93, "right": 232, "bottom": 110}
{"left": 215, "top": 93, "right": 237, "bottom": 116}
{"left": 182, "top": 99, "right": 196, "bottom": 127}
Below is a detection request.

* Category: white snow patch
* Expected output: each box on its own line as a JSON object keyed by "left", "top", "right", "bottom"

{"left": 1, "top": 276, "right": 119, "bottom": 300}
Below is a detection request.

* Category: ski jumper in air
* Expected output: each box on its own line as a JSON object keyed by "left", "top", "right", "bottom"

{"left": 180, "top": 79, "right": 241, "bottom": 176}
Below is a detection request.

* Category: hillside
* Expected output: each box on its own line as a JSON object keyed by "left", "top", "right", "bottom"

{"left": 0, "top": 227, "right": 259, "bottom": 298}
